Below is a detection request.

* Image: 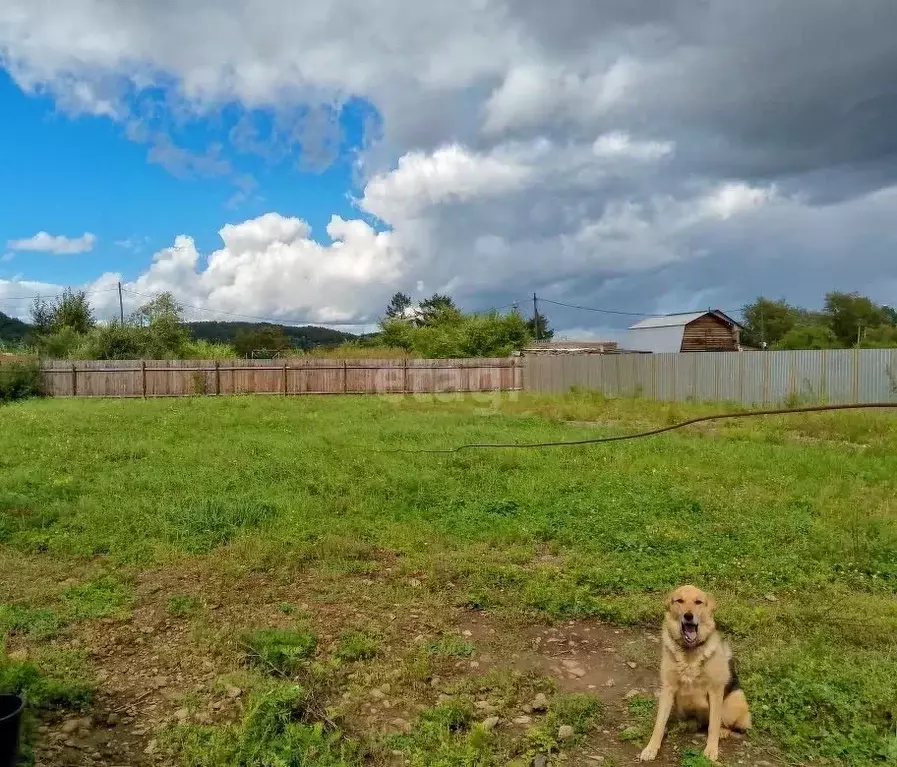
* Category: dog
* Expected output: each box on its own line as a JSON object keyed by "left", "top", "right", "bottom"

{"left": 638, "top": 585, "right": 750, "bottom": 763}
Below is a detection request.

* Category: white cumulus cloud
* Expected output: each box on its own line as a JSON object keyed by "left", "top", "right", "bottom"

{"left": 7, "top": 232, "right": 97, "bottom": 255}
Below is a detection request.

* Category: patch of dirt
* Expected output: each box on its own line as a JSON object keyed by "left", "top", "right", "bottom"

{"left": 28, "top": 565, "right": 783, "bottom": 766}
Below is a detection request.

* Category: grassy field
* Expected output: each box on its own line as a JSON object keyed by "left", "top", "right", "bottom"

{"left": 1, "top": 392, "right": 896, "bottom": 766}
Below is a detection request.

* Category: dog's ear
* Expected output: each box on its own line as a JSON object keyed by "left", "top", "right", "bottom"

{"left": 706, "top": 593, "right": 717, "bottom": 614}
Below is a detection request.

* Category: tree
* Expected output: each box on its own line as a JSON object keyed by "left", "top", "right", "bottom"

{"left": 857, "top": 325, "right": 897, "bottom": 348}
{"left": 882, "top": 305, "right": 897, "bottom": 326}
{"left": 740, "top": 298, "right": 798, "bottom": 347}
{"left": 133, "top": 292, "right": 183, "bottom": 325}
{"left": 774, "top": 325, "right": 840, "bottom": 350}
{"left": 824, "top": 291, "right": 890, "bottom": 347}
{"left": 527, "top": 312, "right": 554, "bottom": 341}
{"left": 417, "top": 294, "right": 460, "bottom": 326}
{"left": 30, "top": 288, "right": 95, "bottom": 335}
{"left": 133, "top": 292, "right": 189, "bottom": 357}
{"left": 233, "top": 325, "right": 291, "bottom": 358}
{"left": 384, "top": 292, "right": 413, "bottom": 319}
{"left": 28, "top": 297, "right": 54, "bottom": 336}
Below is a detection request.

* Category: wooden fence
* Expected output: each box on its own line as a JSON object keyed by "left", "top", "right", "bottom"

{"left": 40, "top": 358, "right": 522, "bottom": 398}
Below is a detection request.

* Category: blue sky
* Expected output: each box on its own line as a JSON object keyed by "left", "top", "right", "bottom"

{"left": 1, "top": 69, "right": 376, "bottom": 293}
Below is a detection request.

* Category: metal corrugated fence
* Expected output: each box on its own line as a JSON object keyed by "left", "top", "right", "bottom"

{"left": 523, "top": 350, "right": 897, "bottom": 404}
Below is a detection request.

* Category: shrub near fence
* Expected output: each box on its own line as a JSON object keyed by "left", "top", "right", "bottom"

{"left": 40, "top": 358, "right": 522, "bottom": 398}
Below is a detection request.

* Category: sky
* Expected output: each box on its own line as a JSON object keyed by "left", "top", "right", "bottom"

{"left": 2, "top": 1, "right": 897, "bottom": 339}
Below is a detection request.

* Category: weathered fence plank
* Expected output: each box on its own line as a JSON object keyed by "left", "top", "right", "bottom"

{"left": 40, "top": 358, "right": 522, "bottom": 398}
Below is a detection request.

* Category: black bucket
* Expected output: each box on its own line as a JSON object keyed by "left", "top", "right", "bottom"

{"left": 0, "top": 694, "right": 24, "bottom": 767}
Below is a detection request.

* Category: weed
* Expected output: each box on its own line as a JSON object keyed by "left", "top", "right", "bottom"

{"left": 164, "top": 499, "right": 277, "bottom": 554}
{"left": 386, "top": 702, "right": 501, "bottom": 766}
{"left": 547, "top": 693, "right": 602, "bottom": 735}
{"left": 679, "top": 748, "right": 713, "bottom": 767}
{"left": 242, "top": 628, "right": 318, "bottom": 676}
{"left": 166, "top": 594, "right": 203, "bottom": 618}
{"left": 62, "top": 576, "right": 132, "bottom": 620}
{"left": 164, "top": 682, "right": 363, "bottom": 766}
{"left": 0, "top": 604, "right": 62, "bottom": 640}
{"left": 335, "top": 630, "right": 382, "bottom": 662}
{"left": 0, "top": 360, "right": 42, "bottom": 403}
{"left": 426, "top": 634, "right": 475, "bottom": 658}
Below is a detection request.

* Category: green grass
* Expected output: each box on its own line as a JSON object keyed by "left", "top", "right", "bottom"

{"left": 1, "top": 393, "right": 896, "bottom": 764}
{"left": 163, "top": 681, "right": 364, "bottom": 766}
{"left": 335, "top": 630, "right": 382, "bottom": 662}
{"left": 242, "top": 628, "right": 319, "bottom": 676}
{"left": 426, "top": 634, "right": 476, "bottom": 659}
{"left": 0, "top": 648, "right": 93, "bottom": 766}
{"left": 167, "top": 593, "right": 203, "bottom": 617}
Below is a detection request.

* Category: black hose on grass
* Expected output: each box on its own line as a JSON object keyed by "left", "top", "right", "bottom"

{"left": 382, "top": 402, "right": 897, "bottom": 454}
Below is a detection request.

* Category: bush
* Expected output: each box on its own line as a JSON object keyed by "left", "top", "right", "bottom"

{"left": 0, "top": 360, "right": 42, "bottom": 403}
{"left": 242, "top": 628, "right": 318, "bottom": 675}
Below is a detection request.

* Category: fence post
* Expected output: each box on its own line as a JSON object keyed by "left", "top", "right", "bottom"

{"left": 141, "top": 360, "right": 147, "bottom": 399}
{"left": 214, "top": 361, "right": 221, "bottom": 396}
{"left": 71, "top": 364, "right": 77, "bottom": 397}
{"left": 343, "top": 361, "right": 348, "bottom": 394}
{"left": 402, "top": 359, "right": 409, "bottom": 395}
{"left": 283, "top": 360, "right": 288, "bottom": 396}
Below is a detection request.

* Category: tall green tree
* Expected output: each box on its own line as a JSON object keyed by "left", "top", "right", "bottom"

{"left": 384, "top": 292, "right": 413, "bottom": 319}
{"left": 133, "top": 292, "right": 189, "bottom": 357}
{"left": 740, "top": 298, "right": 798, "bottom": 347}
{"left": 31, "top": 288, "right": 96, "bottom": 334}
{"left": 823, "top": 291, "right": 891, "bottom": 347}
{"left": 527, "top": 312, "right": 554, "bottom": 341}
{"left": 417, "top": 294, "right": 459, "bottom": 326}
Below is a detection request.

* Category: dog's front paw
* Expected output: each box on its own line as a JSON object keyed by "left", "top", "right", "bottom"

{"left": 703, "top": 743, "right": 719, "bottom": 762}
{"left": 638, "top": 744, "right": 659, "bottom": 762}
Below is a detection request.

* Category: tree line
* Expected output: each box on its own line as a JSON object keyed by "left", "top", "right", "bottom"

{"left": 18, "top": 290, "right": 355, "bottom": 359}
{"left": 5, "top": 288, "right": 545, "bottom": 359}
{"left": 377, "top": 291, "right": 548, "bottom": 357}
{"left": 741, "top": 292, "right": 897, "bottom": 350}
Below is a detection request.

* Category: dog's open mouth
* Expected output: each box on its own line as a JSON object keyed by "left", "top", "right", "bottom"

{"left": 681, "top": 621, "right": 699, "bottom": 646}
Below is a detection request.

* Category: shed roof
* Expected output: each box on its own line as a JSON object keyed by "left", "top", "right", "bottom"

{"left": 624, "top": 325, "right": 687, "bottom": 353}
{"left": 627, "top": 309, "right": 742, "bottom": 331}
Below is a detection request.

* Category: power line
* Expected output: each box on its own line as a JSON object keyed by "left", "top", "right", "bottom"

{"left": 537, "top": 297, "right": 745, "bottom": 319}
{"left": 0, "top": 287, "right": 120, "bottom": 303}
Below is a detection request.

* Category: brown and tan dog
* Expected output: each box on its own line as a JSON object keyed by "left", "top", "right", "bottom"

{"left": 638, "top": 585, "right": 750, "bottom": 763}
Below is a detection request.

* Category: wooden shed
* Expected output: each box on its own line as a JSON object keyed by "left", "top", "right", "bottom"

{"left": 625, "top": 310, "right": 742, "bottom": 353}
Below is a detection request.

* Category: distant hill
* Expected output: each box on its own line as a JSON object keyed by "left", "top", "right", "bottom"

{"left": 0, "top": 311, "right": 31, "bottom": 342}
{"left": 186, "top": 321, "right": 356, "bottom": 349}
{"left": 0, "top": 313, "right": 358, "bottom": 349}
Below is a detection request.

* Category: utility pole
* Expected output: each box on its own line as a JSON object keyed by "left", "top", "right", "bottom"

{"left": 117, "top": 281, "right": 124, "bottom": 324}
{"left": 760, "top": 303, "right": 766, "bottom": 349}
{"left": 533, "top": 292, "right": 540, "bottom": 340}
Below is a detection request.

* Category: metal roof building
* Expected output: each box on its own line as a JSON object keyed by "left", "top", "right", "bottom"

{"left": 625, "top": 310, "right": 742, "bottom": 353}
